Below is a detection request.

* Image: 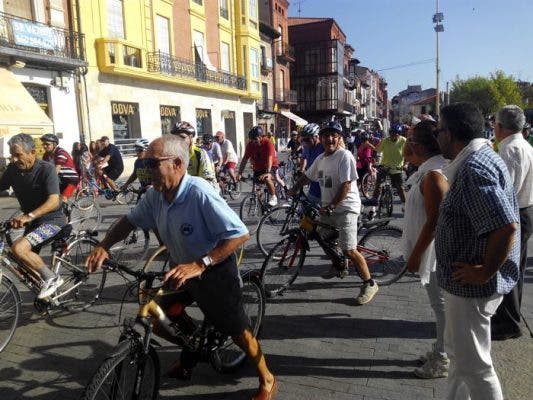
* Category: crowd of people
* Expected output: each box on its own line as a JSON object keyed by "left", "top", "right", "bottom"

{"left": 1, "top": 102, "right": 532, "bottom": 400}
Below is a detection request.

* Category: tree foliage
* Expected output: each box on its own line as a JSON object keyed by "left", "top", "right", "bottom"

{"left": 449, "top": 71, "right": 523, "bottom": 116}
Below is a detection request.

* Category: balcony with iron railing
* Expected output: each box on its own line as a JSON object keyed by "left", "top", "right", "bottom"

{"left": 257, "top": 98, "right": 275, "bottom": 112}
{"left": 275, "top": 41, "right": 295, "bottom": 63}
{"left": 275, "top": 89, "right": 297, "bottom": 104}
{"left": 0, "top": 11, "right": 86, "bottom": 69}
{"left": 339, "top": 100, "right": 355, "bottom": 114}
{"left": 147, "top": 51, "right": 246, "bottom": 91}
{"left": 95, "top": 41, "right": 247, "bottom": 93}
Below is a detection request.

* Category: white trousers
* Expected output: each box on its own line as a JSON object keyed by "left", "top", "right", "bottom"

{"left": 424, "top": 271, "right": 446, "bottom": 355}
{"left": 444, "top": 291, "right": 504, "bottom": 400}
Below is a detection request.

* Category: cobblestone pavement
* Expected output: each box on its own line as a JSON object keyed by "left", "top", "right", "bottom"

{"left": 0, "top": 194, "right": 531, "bottom": 400}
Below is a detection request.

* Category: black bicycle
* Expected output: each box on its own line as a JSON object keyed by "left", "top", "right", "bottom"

{"left": 81, "top": 259, "right": 265, "bottom": 400}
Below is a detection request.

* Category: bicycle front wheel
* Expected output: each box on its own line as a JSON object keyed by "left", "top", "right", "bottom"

{"left": 358, "top": 225, "right": 405, "bottom": 286}
{"left": 75, "top": 186, "right": 98, "bottom": 210}
{"left": 239, "top": 194, "right": 263, "bottom": 235}
{"left": 256, "top": 204, "right": 298, "bottom": 257}
{"left": 377, "top": 187, "right": 393, "bottom": 218}
{"left": 115, "top": 189, "right": 136, "bottom": 205}
{"left": 81, "top": 339, "right": 159, "bottom": 400}
{"left": 110, "top": 228, "right": 150, "bottom": 267}
{"left": 54, "top": 237, "right": 105, "bottom": 312}
{"left": 0, "top": 275, "right": 21, "bottom": 353}
{"left": 361, "top": 172, "right": 376, "bottom": 199}
{"left": 210, "top": 271, "right": 265, "bottom": 373}
{"left": 260, "top": 231, "right": 306, "bottom": 298}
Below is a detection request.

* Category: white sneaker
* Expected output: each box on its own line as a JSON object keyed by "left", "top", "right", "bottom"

{"left": 268, "top": 196, "right": 278, "bottom": 207}
{"left": 355, "top": 281, "right": 379, "bottom": 305}
{"left": 38, "top": 276, "right": 64, "bottom": 299}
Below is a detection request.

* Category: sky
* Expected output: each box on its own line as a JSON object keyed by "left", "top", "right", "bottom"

{"left": 288, "top": 0, "right": 533, "bottom": 97}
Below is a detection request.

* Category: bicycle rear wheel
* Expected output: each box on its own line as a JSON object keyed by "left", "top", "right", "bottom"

{"left": 110, "top": 228, "right": 150, "bottom": 267}
{"left": 54, "top": 237, "right": 105, "bottom": 312}
{"left": 0, "top": 275, "right": 21, "bottom": 353}
{"left": 260, "top": 231, "right": 306, "bottom": 298}
{"left": 239, "top": 194, "right": 263, "bottom": 235}
{"left": 115, "top": 188, "right": 136, "bottom": 205}
{"left": 361, "top": 172, "right": 376, "bottom": 199}
{"left": 358, "top": 225, "right": 405, "bottom": 286}
{"left": 81, "top": 338, "right": 159, "bottom": 400}
{"left": 75, "top": 186, "right": 98, "bottom": 210}
{"left": 256, "top": 204, "right": 298, "bottom": 257}
{"left": 210, "top": 271, "right": 265, "bottom": 373}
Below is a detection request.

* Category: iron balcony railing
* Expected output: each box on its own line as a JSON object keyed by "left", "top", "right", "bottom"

{"left": 0, "top": 11, "right": 85, "bottom": 62}
{"left": 275, "top": 41, "right": 295, "bottom": 62}
{"left": 147, "top": 51, "right": 246, "bottom": 91}
{"left": 257, "top": 98, "right": 275, "bottom": 112}
{"left": 275, "top": 89, "right": 297, "bottom": 104}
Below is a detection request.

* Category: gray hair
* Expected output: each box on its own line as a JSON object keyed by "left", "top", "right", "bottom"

{"left": 160, "top": 135, "right": 190, "bottom": 168}
{"left": 496, "top": 105, "right": 526, "bottom": 133}
{"left": 8, "top": 133, "right": 35, "bottom": 152}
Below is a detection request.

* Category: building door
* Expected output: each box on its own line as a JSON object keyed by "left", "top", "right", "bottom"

{"left": 223, "top": 110, "right": 236, "bottom": 151}
{"left": 242, "top": 112, "right": 254, "bottom": 156}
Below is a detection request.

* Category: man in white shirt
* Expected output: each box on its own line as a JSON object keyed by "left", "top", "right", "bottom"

{"left": 492, "top": 104, "right": 533, "bottom": 340}
{"left": 215, "top": 131, "right": 239, "bottom": 184}
{"left": 289, "top": 121, "right": 378, "bottom": 305}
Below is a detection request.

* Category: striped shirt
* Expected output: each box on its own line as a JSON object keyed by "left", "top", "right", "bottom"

{"left": 43, "top": 146, "right": 79, "bottom": 184}
{"left": 435, "top": 145, "right": 520, "bottom": 297}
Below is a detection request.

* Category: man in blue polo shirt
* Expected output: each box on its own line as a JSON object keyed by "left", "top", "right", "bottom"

{"left": 86, "top": 135, "right": 277, "bottom": 400}
{"left": 299, "top": 123, "right": 323, "bottom": 205}
{"left": 435, "top": 102, "right": 519, "bottom": 400}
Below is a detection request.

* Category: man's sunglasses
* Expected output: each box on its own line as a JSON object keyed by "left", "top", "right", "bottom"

{"left": 144, "top": 157, "right": 176, "bottom": 169}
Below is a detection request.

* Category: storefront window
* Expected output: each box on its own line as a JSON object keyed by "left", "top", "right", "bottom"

{"left": 160, "top": 105, "right": 180, "bottom": 135}
{"left": 196, "top": 108, "right": 212, "bottom": 135}
{"left": 111, "top": 101, "right": 141, "bottom": 139}
{"left": 23, "top": 83, "right": 50, "bottom": 117}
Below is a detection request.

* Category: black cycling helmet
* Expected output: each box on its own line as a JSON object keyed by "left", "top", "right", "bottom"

{"left": 202, "top": 134, "right": 214, "bottom": 143}
{"left": 319, "top": 121, "right": 343, "bottom": 135}
{"left": 248, "top": 126, "right": 263, "bottom": 139}
{"left": 171, "top": 121, "right": 195, "bottom": 136}
{"left": 302, "top": 123, "right": 320, "bottom": 137}
{"left": 390, "top": 123, "right": 403, "bottom": 134}
{"left": 40, "top": 133, "right": 59, "bottom": 144}
{"left": 361, "top": 132, "right": 370, "bottom": 141}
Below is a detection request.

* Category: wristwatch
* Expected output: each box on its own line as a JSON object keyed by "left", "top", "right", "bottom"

{"left": 201, "top": 255, "right": 213, "bottom": 269}
{"left": 27, "top": 212, "right": 36, "bottom": 220}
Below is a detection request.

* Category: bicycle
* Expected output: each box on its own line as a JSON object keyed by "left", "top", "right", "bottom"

{"left": 217, "top": 166, "right": 242, "bottom": 201}
{"left": 0, "top": 221, "right": 103, "bottom": 352}
{"left": 81, "top": 258, "right": 265, "bottom": 400}
{"left": 75, "top": 176, "right": 132, "bottom": 206}
{"left": 260, "top": 199, "right": 405, "bottom": 298}
{"left": 372, "top": 165, "right": 395, "bottom": 219}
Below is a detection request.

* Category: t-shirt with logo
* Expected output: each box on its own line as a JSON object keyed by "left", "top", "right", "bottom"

{"left": 243, "top": 138, "right": 278, "bottom": 172}
{"left": 305, "top": 148, "right": 361, "bottom": 214}
{"left": 43, "top": 146, "right": 79, "bottom": 184}
{"left": 134, "top": 158, "right": 152, "bottom": 188}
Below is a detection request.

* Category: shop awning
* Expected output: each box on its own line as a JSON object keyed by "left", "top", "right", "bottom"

{"left": 280, "top": 110, "right": 308, "bottom": 126}
{"left": 0, "top": 67, "right": 54, "bottom": 137}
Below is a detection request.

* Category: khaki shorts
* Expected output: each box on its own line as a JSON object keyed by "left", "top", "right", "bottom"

{"left": 318, "top": 211, "right": 359, "bottom": 251}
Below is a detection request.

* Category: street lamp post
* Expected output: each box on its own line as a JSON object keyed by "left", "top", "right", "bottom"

{"left": 433, "top": 1, "right": 444, "bottom": 119}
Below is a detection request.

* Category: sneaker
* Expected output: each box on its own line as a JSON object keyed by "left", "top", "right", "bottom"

{"left": 414, "top": 353, "right": 449, "bottom": 379}
{"left": 418, "top": 350, "right": 435, "bottom": 364}
{"left": 355, "top": 280, "right": 379, "bottom": 305}
{"left": 321, "top": 265, "right": 349, "bottom": 280}
{"left": 268, "top": 196, "right": 278, "bottom": 207}
{"left": 38, "top": 276, "right": 64, "bottom": 299}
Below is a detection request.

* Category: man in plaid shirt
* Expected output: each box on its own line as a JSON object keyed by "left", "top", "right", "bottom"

{"left": 435, "top": 102, "right": 519, "bottom": 400}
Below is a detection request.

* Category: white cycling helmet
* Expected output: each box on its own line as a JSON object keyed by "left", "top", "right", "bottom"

{"left": 134, "top": 138, "right": 149, "bottom": 151}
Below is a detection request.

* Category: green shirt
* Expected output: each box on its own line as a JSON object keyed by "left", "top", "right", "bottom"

{"left": 376, "top": 136, "right": 406, "bottom": 172}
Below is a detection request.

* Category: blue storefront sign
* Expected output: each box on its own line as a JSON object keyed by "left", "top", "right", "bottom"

{"left": 12, "top": 19, "right": 55, "bottom": 51}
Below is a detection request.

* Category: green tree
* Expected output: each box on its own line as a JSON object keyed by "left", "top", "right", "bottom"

{"left": 449, "top": 71, "right": 523, "bottom": 115}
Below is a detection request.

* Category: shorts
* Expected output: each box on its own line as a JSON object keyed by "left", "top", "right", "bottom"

{"left": 318, "top": 211, "right": 359, "bottom": 251}
{"left": 24, "top": 223, "right": 63, "bottom": 249}
{"left": 253, "top": 167, "right": 278, "bottom": 183}
{"left": 103, "top": 166, "right": 123, "bottom": 181}
{"left": 225, "top": 161, "right": 237, "bottom": 170}
{"left": 157, "top": 254, "right": 249, "bottom": 337}
{"left": 377, "top": 168, "right": 403, "bottom": 187}
{"left": 60, "top": 182, "right": 77, "bottom": 199}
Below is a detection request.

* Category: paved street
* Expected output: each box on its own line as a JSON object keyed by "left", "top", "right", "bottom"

{"left": 0, "top": 193, "right": 532, "bottom": 400}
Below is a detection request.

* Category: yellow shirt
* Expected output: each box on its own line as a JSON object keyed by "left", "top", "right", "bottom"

{"left": 375, "top": 136, "right": 406, "bottom": 172}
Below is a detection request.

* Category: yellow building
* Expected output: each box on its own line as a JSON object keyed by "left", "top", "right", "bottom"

{"left": 75, "top": 0, "right": 262, "bottom": 160}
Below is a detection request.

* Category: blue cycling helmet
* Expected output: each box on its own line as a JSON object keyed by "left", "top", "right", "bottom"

{"left": 301, "top": 123, "right": 320, "bottom": 137}
{"left": 320, "top": 121, "right": 343, "bottom": 135}
{"left": 390, "top": 123, "right": 403, "bottom": 134}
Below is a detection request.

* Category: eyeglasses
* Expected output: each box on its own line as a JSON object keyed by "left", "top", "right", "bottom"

{"left": 144, "top": 157, "right": 176, "bottom": 169}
